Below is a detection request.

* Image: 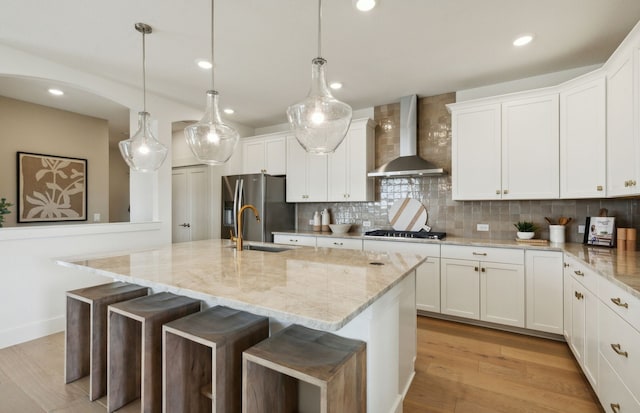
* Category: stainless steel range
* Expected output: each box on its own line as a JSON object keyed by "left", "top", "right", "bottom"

{"left": 364, "top": 229, "right": 446, "bottom": 240}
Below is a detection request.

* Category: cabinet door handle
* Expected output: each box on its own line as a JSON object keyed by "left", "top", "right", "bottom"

{"left": 472, "top": 252, "right": 487, "bottom": 256}
{"left": 610, "top": 297, "right": 629, "bottom": 308}
{"left": 481, "top": 267, "right": 486, "bottom": 272}
{"left": 574, "top": 291, "right": 583, "bottom": 300}
{"left": 474, "top": 266, "right": 479, "bottom": 272}
{"left": 610, "top": 403, "right": 621, "bottom": 413}
{"left": 597, "top": 185, "right": 603, "bottom": 191}
{"left": 496, "top": 189, "right": 501, "bottom": 195}
{"left": 179, "top": 223, "right": 191, "bottom": 228}
{"left": 574, "top": 270, "right": 584, "bottom": 276}
{"left": 503, "top": 189, "right": 509, "bottom": 194}
{"left": 610, "top": 344, "right": 629, "bottom": 358}
{"left": 333, "top": 242, "right": 344, "bottom": 246}
{"left": 625, "top": 180, "right": 630, "bottom": 187}
{"left": 563, "top": 262, "right": 570, "bottom": 268}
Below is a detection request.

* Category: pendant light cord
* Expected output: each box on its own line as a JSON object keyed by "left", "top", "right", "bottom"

{"left": 142, "top": 28, "right": 147, "bottom": 112}
{"left": 211, "top": 0, "right": 215, "bottom": 91}
{"left": 317, "top": 0, "right": 323, "bottom": 58}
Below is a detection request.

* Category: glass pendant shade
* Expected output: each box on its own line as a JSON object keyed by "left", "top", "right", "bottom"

{"left": 287, "top": 57, "right": 352, "bottom": 154}
{"left": 185, "top": 90, "right": 239, "bottom": 165}
{"left": 118, "top": 111, "right": 168, "bottom": 172}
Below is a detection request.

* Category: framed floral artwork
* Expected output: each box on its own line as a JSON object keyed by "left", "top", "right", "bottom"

{"left": 17, "top": 152, "right": 87, "bottom": 223}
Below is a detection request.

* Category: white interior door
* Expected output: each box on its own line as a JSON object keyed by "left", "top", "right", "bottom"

{"left": 172, "top": 166, "right": 211, "bottom": 243}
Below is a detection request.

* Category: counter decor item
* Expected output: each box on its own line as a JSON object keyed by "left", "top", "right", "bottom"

{"left": 313, "top": 211, "right": 321, "bottom": 231}
{"left": 0, "top": 197, "right": 13, "bottom": 227}
{"left": 388, "top": 198, "right": 428, "bottom": 231}
{"left": 584, "top": 216, "right": 616, "bottom": 247}
{"left": 616, "top": 227, "right": 636, "bottom": 250}
{"left": 328, "top": 223, "right": 351, "bottom": 234}
{"left": 549, "top": 224, "right": 566, "bottom": 243}
{"left": 321, "top": 208, "right": 330, "bottom": 232}
{"left": 514, "top": 221, "right": 537, "bottom": 240}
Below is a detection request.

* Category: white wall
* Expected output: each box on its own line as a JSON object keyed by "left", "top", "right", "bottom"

{"left": 0, "top": 43, "right": 222, "bottom": 348}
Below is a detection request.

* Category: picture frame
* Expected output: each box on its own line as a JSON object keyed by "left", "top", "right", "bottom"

{"left": 16, "top": 152, "right": 87, "bottom": 223}
{"left": 583, "top": 216, "right": 616, "bottom": 247}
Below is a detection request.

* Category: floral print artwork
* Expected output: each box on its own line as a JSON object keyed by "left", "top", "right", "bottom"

{"left": 17, "top": 152, "right": 87, "bottom": 222}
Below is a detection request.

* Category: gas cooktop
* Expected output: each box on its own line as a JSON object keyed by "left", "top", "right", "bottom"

{"left": 364, "top": 229, "right": 446, "bottom": 240}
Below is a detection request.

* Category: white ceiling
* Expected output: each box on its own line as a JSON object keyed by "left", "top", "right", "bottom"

{"left": 1, "top": 0, "right": 640, "bottom": 133}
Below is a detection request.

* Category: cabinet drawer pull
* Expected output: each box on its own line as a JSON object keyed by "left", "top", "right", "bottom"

{"left": 289, "top": 239, "right": 299, "bottom": 242}
{"left": 574, "top": 291, "right": 583, "bottom": 300}
{"left": 611, "top": 297, "right": 629, "bottom": 308}
{"left": 574, "top": 270, "right": 584, "bottom": 276}
{"left": 610, "top": 403, "right": 621, "bottom": 413}
{"left": 472, "top": 252, "right": 487, "bottom": 256}
{"left": 333, "top": 242, "right": 343, "bottom": 246}
{"left": 610, "top": 344, "right": 628, "bottom": 358}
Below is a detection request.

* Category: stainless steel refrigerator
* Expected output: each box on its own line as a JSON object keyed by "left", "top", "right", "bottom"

{"left": 221, "top": 174, "right": 295, "bottom": 242}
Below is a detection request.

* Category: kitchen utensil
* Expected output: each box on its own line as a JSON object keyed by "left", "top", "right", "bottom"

{"left": 558, "top": 217, "right": 568, "bottom": 225}
{"left": 388, "top": 198, "right": 428, "bottom": 231}
{"left": 544, "top": 217, "right": 554, "bottom": 225}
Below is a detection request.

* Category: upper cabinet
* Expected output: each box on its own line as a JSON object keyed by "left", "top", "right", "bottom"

{"left": 560, "top": 74, "right": 606, "bottom": 198}
{"left": 287, "top": 118, "right": 375, "bottom": 203}
{"left": 242, "top": 132, "right": 287, "bottom": 176}
{"left": 449, "top": 91, "right": 559, "bottom": 200}
{"left": 606, "top": 44, "right": 640, "bottom": 196}
{"left": 327, "top": 118, "right": 375, "bottom": 202}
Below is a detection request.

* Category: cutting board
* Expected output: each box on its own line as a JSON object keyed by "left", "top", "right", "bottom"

{"left": 388, "top": 198, "right": 428, "bottom": 231}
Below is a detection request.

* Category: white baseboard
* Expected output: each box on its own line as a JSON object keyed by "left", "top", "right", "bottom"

{"left": 0, "top": 315, "right": 65, "bottom": 349}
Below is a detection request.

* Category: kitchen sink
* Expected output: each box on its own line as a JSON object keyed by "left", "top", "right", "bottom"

{"left": 242, "top": 244, "right": 293, "bottom": 253}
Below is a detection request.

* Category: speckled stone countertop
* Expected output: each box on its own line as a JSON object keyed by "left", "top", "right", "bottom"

{"left": 275, "top": 231, "right": 640, "bottom": 299}
{"left": 56, "top": 239, "right": 425, "bottom": 331}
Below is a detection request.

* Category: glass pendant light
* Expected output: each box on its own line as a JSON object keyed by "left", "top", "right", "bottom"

{"left": 184, "top": 0, "right": 239, "bottom": 165}
{"left": 119, "top": 23, "right": 168, "bottom": 172}
{"left": 287, "top": 0, "right": 352, "bottom": 154}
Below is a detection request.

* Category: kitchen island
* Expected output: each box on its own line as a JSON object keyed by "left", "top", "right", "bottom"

{"left": 57, "top": 238, "right": 426, "bottom": 413}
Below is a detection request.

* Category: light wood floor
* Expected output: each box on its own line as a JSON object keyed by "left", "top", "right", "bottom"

{"left": 0, "top": 316, "right": 603, "bottom": 412}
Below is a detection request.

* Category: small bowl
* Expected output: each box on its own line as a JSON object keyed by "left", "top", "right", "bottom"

{"left": 516, "top": 231, "right": 535, "bottom": 240}
{"left": 329, "top": 224, "right": 351, "bottom": 234}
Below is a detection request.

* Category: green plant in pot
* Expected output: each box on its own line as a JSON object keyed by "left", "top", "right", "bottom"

{"left": 0, "top": 198, "right": 13, "bottom": 228}
{"left": 514, "top": 221, "right": 537, "bottom": 240}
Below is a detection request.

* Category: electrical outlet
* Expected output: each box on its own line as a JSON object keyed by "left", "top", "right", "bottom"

{"left": 363, "top": 220, "right": 371, "bottom": 227}
{"left": 578, "top": 225, "right": 585, "bottom": 234}
{"left": 93, "top": 213, "right": 101, "bottom": 222}
{"left": 309, "top": 219, "right": 314, "bottom": 225}
{"left": 477, "top": 223, "right": 489, "bottom": 232}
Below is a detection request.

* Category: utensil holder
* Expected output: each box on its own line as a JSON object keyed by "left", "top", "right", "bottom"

{"left": 549, "top": 225, "right": 565, "bottom": 243}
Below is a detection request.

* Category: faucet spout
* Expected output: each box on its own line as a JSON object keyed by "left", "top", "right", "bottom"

{"left": 233, "top": 204, "right": 261, "bottom": 251}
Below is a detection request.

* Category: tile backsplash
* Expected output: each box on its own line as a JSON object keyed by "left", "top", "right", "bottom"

{"left": 297, "top": 93, "right": 640, "bottom": 244}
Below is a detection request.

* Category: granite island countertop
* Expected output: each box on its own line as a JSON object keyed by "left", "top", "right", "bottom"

{"left": 56, "top": 238, "right": 426, "bottom": 331}
{"left": 274, "top": 230, "right": 640, "bottom": 299}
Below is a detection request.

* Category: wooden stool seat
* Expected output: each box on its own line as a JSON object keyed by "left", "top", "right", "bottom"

{"left": 163, "top": 306, "right": 269, "bottom": 413}
{"left": 243, "top": 324, "right": 366, "bottom": 413}
{"left": 65, "top": 281, "right": 148, "bottom": 401}
{"left": 107, "top": 292, "right": 200, "bottom": 413}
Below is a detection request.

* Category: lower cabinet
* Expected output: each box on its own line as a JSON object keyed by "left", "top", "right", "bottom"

{"left": 440, "top": 258, "right": 480, "bottom": 319}
{"left": 525, "top": 250, "right": 564, "bottom": 334}
{"left": 316, "top": 236, "right": 363, "bottom": 250}
{"left": 273, "top": 234, "right": 316, "bottom": 247}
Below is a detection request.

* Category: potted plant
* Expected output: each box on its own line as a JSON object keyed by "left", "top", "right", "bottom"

{"left": 514, "top": 221, "right": 537, "bottom": 239}
{"left": 0, "top": 198, "right": 13, "bottom": 228}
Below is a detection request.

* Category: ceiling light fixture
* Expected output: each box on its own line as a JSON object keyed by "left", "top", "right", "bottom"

{"left": 48, "top": 88, "right": 64, "bottom": 96}
{"left": 184, "top": 0, "right": 239, "bottom": 165}
{"left": 196, "top": 59, "right": 213, "bottom": 69}
{"left": 354, "top": 0, "right": 377, "bottom": 11}
{"left": 513, "top": 34, "right": 534, "bottom": 47}
{"left": 118, "top": 23, "right": 168, "bottom": 172}
{"left": 329, "top": 82, "right": 343, "bottom": 90}
{"left": 287, "top": 0, "right": 352, "bottom": 154}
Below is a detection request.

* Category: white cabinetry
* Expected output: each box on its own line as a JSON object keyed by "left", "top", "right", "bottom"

{"left": 525, "top": 250, "right": 564, "bottom": 334}
{"left": 448, "top": 91, "right": 559, "bottom": 200}
{"left": 560, "top": 75, "right": 606, "bottom": 198}
{"left": 440, "top": 245, "right": 525, "bottom": 327}
{"left": 328, "top": 119, "right": 375, "bottom": 202}
{"left": 563, "top": 256, "right": 598, "bottom": 390}
{"left": 273, "top": 234, "right": 316, "bottom": 247}
{"left": 316, "top": 236, "right": 362, "bottom": 250}
{"left": 363, "top": 240, "right": 441, "bottom": 313}
{"left": 286, "top": 136, "right": 328, "bottom": 202}
{"left": 242, "top": 133, "right": 287, "bottom": 175}
{"left": 606, "top": 46, "right": 640, "bottom": 196}
{"left": 287, "top": 118, "right": 373, "bottom": 203}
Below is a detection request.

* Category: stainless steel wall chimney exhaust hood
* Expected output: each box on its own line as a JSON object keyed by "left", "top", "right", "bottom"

{"left": 368, "top": 95, "right": 445, "bottom": 177}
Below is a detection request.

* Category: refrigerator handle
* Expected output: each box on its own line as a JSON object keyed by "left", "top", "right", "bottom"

{"left": 233, "top": 179, "right": 239, "bottom": 237}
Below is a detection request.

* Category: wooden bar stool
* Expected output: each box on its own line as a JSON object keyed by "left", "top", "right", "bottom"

{"left": 107, "top": 292, "right": 200, "bottom": 413}
{"left": 65, "top": 281, "right": 148, "bottom": 401}
{"left": 162, "top": 306, "right": 269, "bottom": 413}
{"left": 243, "top": 324, "right": 366, "bottom": 413}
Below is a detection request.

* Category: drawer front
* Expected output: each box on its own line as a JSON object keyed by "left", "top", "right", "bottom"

{"left": 317, "top": 237, "right": 363, "bottom": 250}
{"left": 599, "top": 276, "right": 640, "bottom": 332}
{"left": 563, "top": 255, "right": 598, "bottom": 293}
{"left": 598, "top": 301, "right": 640, "bottom": 399}
{"left": 363, "top": 239, "right": 440, "bottom": 256}
{"left": 598, "top": 353, "right": 640, "bottom": 413}
{"left": 273, "top": 234, "right": 316, "bottom": 247}
{"left": 441, "top": 245, "right": 523, "bottom": 265}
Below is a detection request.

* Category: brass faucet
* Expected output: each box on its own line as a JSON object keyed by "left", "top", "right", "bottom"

{"left": 231, "top": 204, "right": 260, "bottom": 251}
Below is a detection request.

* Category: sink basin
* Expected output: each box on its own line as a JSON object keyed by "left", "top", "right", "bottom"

{"left": 241, "top": 244, "right": 294, "bottom": 253}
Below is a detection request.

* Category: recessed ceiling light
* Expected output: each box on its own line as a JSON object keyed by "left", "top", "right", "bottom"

{"left": 195, "top": 59, "right": 213, "bottom": 69}
{"left": 329, "top": 82, "right": 343, "bottom": 90}
{"left": 354, "top": 0, "right": 377, "bottom": 11}
{"left": 48, "top": 88, "right": 64, "bottom": 96}
{"left": 223, "top": 108, "right": 234, "bottom": 115}
{"left": 513, "top": 34, "right": 534, "bottom": 47}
